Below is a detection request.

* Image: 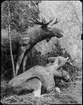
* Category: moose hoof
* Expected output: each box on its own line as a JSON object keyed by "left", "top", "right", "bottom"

{"left": 55, "top": 87, "right": 61, "bottom": 93}
{"left": 33, "top": 88, "right": 41, "bottom": 97}
{"left": 33, "top": 80, "right": 42, "bottom": 97}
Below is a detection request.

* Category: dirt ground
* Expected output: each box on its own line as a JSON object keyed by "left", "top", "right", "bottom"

{"left": 1, "top": 70, "right": 82, "bottom": 104}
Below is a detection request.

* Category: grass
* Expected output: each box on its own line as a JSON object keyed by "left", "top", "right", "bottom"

{"left": 1, "top": 87, "right": 78, "bottom": 104}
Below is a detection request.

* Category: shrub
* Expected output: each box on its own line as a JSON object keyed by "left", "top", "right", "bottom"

{"left": 26, "top": 48, "right": 48, "bottom": 70}
{"left": 23, "top": 40, "right": 78, "bottom": 78}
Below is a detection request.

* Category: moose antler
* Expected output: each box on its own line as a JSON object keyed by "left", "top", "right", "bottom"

{"left": 45, "top": 18, "right": 54, "bottom": 26}
{"left": 30, "top": 12, "right": 55, "bottom": 27}
{"left": 54, "top": 18, "right": 60, "bottom": 24}
{"left": 30, "top": 17, "right": 48, "bottom": 28}
{"left": 31, "top": 17, "right": 46, "bottom": 25}
{"left": 30, "top": 9, "right": 60, "bottom": 28}
{"left": 49, "top": 18, "right": 60, "bottom": 26}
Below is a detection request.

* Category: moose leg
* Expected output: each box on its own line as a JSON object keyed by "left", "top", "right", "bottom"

{"left": 23, "top": 54, "right": 28, "bottom": 72}
{"left": 55, "top": 87, "right": 61, "bottom": 93}
{"left": 33, "top": 79, "right": 42, "bottom": 97}
{"left": 27, "top": 78, "right": 42, "bottom": 97}
{"left": 16, "top": 46, "right": 26, "bottom": 75}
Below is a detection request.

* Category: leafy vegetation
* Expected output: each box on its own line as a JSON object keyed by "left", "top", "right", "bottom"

{"left": 1, "top": 1, "right": 41, "bottom": 79}
{"left": 1, "top": 1, "right": 41, "bottom": 31}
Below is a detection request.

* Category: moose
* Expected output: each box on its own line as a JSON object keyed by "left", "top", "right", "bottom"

{"left": 1, "top": 17, "right": 64, "bottom": 76}
{"left": 8, "top": 56, "right": 71, "bottom": 97}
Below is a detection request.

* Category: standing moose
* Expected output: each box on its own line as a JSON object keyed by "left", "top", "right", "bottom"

{"left": 18, "top": 17, "right": 64, "bottom": 75}
{"left": 1, "top": 17, "right": 63, "bottom": 75}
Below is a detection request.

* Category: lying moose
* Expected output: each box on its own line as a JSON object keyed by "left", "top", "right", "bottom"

{"left": 8, "top": 56, "right": 72, "bottom": 97}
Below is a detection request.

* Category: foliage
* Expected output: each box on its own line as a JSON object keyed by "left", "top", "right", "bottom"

{"left": 47, "top": 40, "right": 71, "bottom": 59}
{"left": 26, "top": 48, "right": 48, "bottom": 70}
{"left": 1, "top": 1, "right": 41, "bottom": 32}
{"left": 1, "top": 0, "right": 41, "bottom": 79}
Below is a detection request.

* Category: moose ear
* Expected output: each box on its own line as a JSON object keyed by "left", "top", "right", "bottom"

{"left": 66, "top": 57, "right": 73, "bottom": 65}
{"left": 58, "top": 59, "right": 62, "bottom": 65}
{"left": 53, "top": 57, "right": 61, "bottom": 65}
{"left": 54, "top": 56, "right": 67, "bottom": 66}
{"left": 66, "top": 57, "right": 69, "bottom": 61}
{"left": 48, "top": 57, "right": 57, "bottom": 63}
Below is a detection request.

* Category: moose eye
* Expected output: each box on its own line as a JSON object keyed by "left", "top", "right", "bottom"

{"left": 48, "top": 26, "right": 51, "bottom": 30}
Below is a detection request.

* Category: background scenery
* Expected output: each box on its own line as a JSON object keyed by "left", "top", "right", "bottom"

{"left": 1, "top": 1, "right": 82, "bottom": 104}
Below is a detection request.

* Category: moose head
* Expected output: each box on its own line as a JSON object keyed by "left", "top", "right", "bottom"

{"left": 30, "top": 17, "right": 63, "bottom": 40}
{"left": 47, "top": 56, "right": 72, "bottom": 82}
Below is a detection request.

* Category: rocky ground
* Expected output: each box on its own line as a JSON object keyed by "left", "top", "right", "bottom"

{"left": 1, "top": 70, "right": 82, "bottom": 104}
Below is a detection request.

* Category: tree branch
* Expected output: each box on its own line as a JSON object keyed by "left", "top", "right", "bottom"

{"left": 8, "top": 1, "right": 16, "bottom": 77}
